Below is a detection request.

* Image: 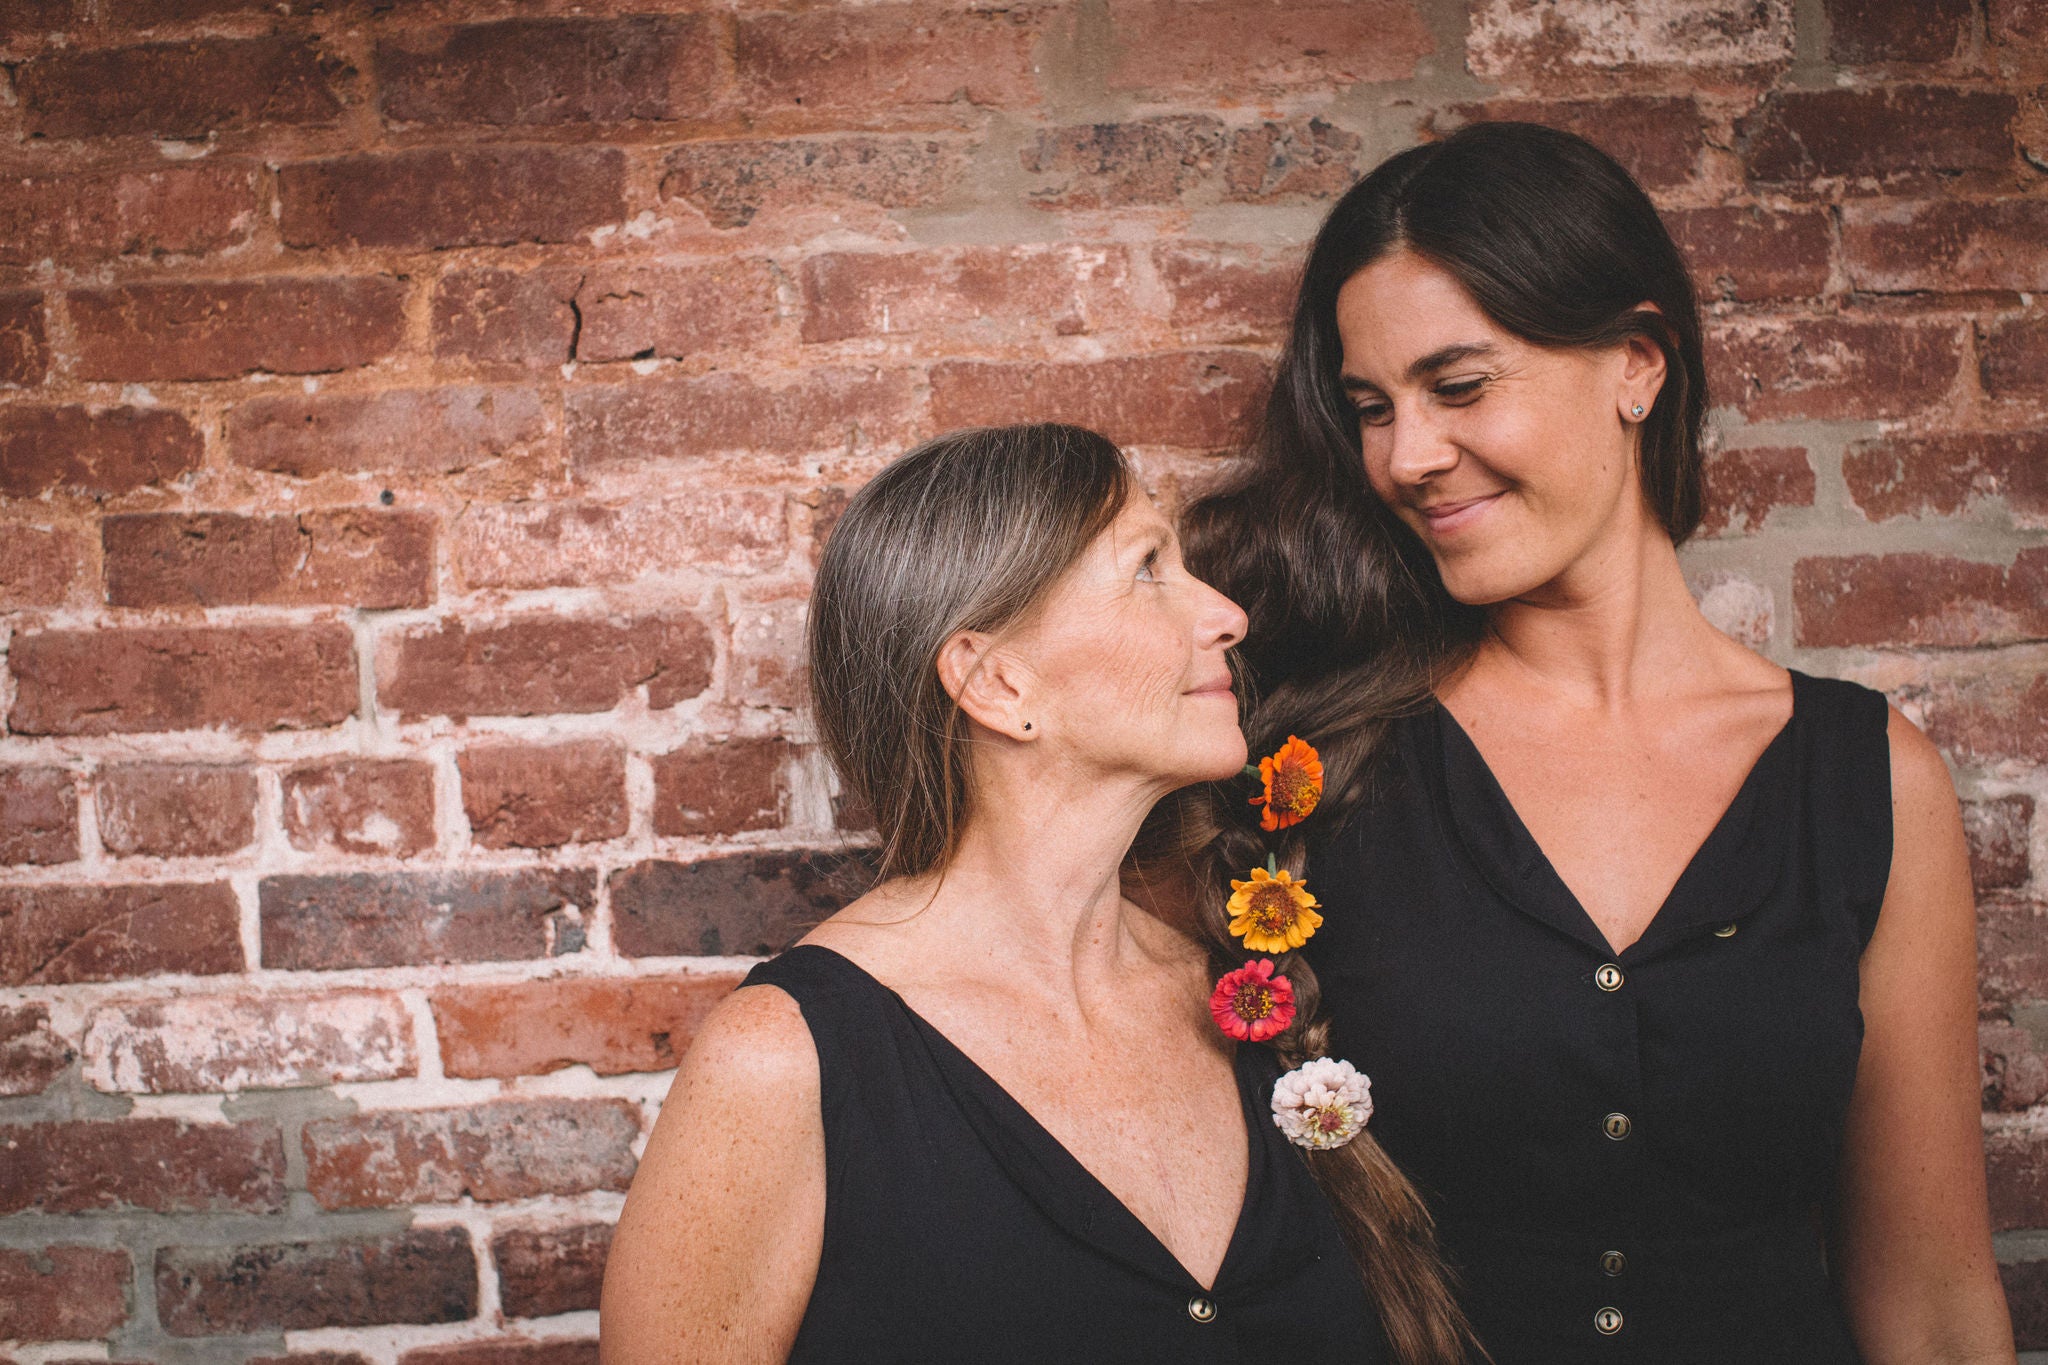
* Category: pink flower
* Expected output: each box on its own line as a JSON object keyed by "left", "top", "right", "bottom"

{"left": 1209, "top": 959, "right": 1297, "bottom": 1042}
{"left": 1272, "top": 1057, "right": 1373, "bottom": 1150}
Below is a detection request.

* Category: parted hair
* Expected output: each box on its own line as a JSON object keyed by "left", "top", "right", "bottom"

{"left": 809, "top": 421, "right": 1477, "bottom": 1363}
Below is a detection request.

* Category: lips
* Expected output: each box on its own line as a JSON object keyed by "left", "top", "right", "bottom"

{"left": 1186, "top": 677, "right": 1236, "bottom": 698}
{"left": 1415, "top": 491, "right": 1503, "bottom": 535}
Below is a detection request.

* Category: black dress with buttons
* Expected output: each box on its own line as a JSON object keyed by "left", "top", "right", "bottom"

{"left": 1306, "top": 670, "right": 1890, "bottom": 1363}
{"left": 740, "top": 944, "right": 1387, "bottom": 1363}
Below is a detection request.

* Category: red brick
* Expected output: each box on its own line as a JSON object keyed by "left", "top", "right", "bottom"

{"left": 1981, "top": 316, "right": 2048, "bottom": 401}
{"left": 1984, "top": 1020, "right": 2048, "bottom": 1112}
{"left": 1697, "top": 446, "right": 1814, "bottom": 536}
{"left": 0, "top": 1005, "right": 75, "bottom": 1098}
{"left": 402, "top": 1343, "right": 597, "bottom": 1365}
{"left": 1980, "top": 894, "right": 2048, "bottom": 1011}
{"left": 260, "top": 869, "right": 595, "bottom": 971}
{"left": 378, "top": 16, "right": 719, "bottom": 127}
{"left": 280, "top": 148, "right": 625, "bottom": 251}
{"left": 2006, "top": 1257, "right": 2048, "bottom": 1350}
{"left": 16, "top": 36, "right": 350, "bottom": 139}
{"left": 303, "top": 1099, "right": 638, "bottom": 1208}
{"left": 1992, "top": 0, "right": 2048, "bottom": 50}
{"left": 611, "top": 850, "right": 873, "bottom": 958}
{"left": 1705, "top": 316, "right": 1962, "bottom": 421}
{"left": 1220, "top": 116, "right": 1363, "bottom": 203}
{"left": 802, "top": 245, "right": 1135, "bottom": 345}
{"left": 1965, "top": 795, "right": 2034, "bottom": 893}
{"left": 1988, "top": 1123, "right": 2048, "bottom": 1229}
{"left": 652, "top": 738, "right": 793, "bottom": 837}
{"left": 0, "top": 523, "right": 89, "bottom": 609}
{"left": 1, "top": 0, "right": 74, "bottom": 39}
{"left": 566, "top": 368, "right": 918, "bottom": 468}
{"left": 156, "top": 1229, "right": 477, "bottom": 1336}
{"left": 1466, "top": 0, "right": 1794, "bottom": 84}
{"left": 660, "top": 134, "right": 975, "bottom": 229}
{"left": 0, "top": 291, "right": 47, "bottom": 385}
{"left": 0, "top": 1247, "right": 130, "bottom": 1342}
{"left": 1794, "top": 548, "right": 2048, "bottom": 648}
{"left": 96, "top": 764, "right": 257, "bottom": 859}
{"left": 575, "top": 259, "right": 779, "bottom": 362}
{"left": 1741, "top": 87, "right": 2017, "bottom": 183}
{"left": 453, "top": 493, "right": 789, "bottom": 589}
{"left": 102, "top": 0, "right": 286, "bottom": 21}
{"left": 1826, "top": 0, "right": 1972, "bottom": 63}
{"left": 1666, "top": 206, "right": 1831, "bottom": 303}
{"left": 228, "top": 386, "right": 549, "bottom": 478}
{"left": 70, "top": 278, "right": 406, "bottom": 383}
{"left": 1844, "top": 432, "right": 2048, "bottom": 523}
{"left": 729, "top": 594, "right": 809, "bottom": 709}
{"left": 282, "top": 759, "right": 436, "bottom": 858}
{"left": 492, "top": 1223, "right": 612, "bottom": 1319}
{"left": 432, "top": 973, "right": 742, "bottom": 1079}
{"left": 431, "top": 269, "right": 580, "bottom": 368}
{"left": 249, "top": 1355, "right": 373, "bottom": 1365}
{"left": 377, "top": 615, "right": 713, "bottom": 719}
{"left": 83, "top": 992, "right": 415, "bottom": 1093}
{"left": 0, "top": 405, "right": 202, "bottom": 499}
{"left": 732, "top": 5, "right": 1042, "bottom": 116}
{"left": 1843, "top": 199, "right": 2048, "bottom": 293}
{"left": 0, "top": 767, "right": 77, "bottom": 866}
{"left": 930, "top": 351, "right": 1268, "bottom": 449}
{"left": 0, "top": 165, "right": 257, "bottom": 268}
{"left": 1921, "top": 669, "right": 2048, "bottom": 768}
{"left": 8, "top": 625, "right": 357, "bottom": 736}
{"left": 1445, "top": 96, "right": 1707, "bottom": 190}
{"left": 103, "top": 510, "right": 435, "bottom": 610}
{"left": 1106, "top": 0, "right": 1430, "bottom": 95}
{"left": 1022, "top": 116, "right": 1228, "bottom": 208}
{"left": 0, "top": 1118, "right": 284, "bottom": 1214}
{"left": 1157, "top": 245, "right": 1299, "bottom": 344}
{"left": 0, "top": 882, "right": 242, "bottom": 986}
{"left": 459, "top": 742, "right": 626, "bottom": 850}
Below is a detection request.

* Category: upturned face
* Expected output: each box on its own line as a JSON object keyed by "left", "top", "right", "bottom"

{"left": 1005, "top": 491, "right": 1249, "bottom": 789}
{"left": 1334, "top": 249, "right": 1667, "bottom": 605}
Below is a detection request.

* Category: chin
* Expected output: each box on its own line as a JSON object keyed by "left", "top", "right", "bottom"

{"left": 1432, "top": 552, "right": 1552, "bottom": 607}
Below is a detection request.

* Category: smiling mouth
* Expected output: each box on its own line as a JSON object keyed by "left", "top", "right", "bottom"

{"left": 1415, "top": 492, "right": 1503, "bottom": 534}
{"left": 1186, "top": 680, "right": 1236, "bottom": 698}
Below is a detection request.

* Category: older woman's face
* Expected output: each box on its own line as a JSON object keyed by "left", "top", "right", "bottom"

{"left": 1008, "top": 492, "right": 1248, "bottom": 789}
{"left": 1334, "top": 249, "right": 1662, "bottom": 606}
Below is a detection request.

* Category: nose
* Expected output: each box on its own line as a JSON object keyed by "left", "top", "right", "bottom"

{"left": 1384, "top": 405, "right": 1459, "bottom": 488}
{"left": 1198, "top": 581, "right": 1248, "bottom": 652}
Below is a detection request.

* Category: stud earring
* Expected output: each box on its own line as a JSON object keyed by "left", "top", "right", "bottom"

{"left": 1023, "top": 722, "right": 1033, "bottom": 732}
{"left": 1631, "top": 403, "right": 1646, "bottom": 417}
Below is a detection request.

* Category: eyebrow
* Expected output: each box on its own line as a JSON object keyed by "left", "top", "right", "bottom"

{"left": 1340, "top": 341, "right": 1499, "bottom": 392}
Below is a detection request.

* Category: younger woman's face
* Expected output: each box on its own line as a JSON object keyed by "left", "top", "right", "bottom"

{"left": 1333, "top": 249, "right": 1667, "bottom": 605}
{"left": 1007, "top": 492, "right": 1249, "bottom": 790}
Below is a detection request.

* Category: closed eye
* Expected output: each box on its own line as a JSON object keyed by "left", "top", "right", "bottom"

{"left": 1136, "top": 548, "right": 1161, "bottom": 582}
{"left": 1436, "top": 376, "right": 1487, "bottom": 403}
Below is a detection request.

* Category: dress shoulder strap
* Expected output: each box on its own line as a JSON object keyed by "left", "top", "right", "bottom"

{"left": 1790, "top": 670, "right": 1895, "bottom": 948}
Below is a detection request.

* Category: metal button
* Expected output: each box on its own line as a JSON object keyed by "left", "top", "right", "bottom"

{"left": 1603, "top": 1112, "right": 1632, "bottom": 1140}
{"left": 1595, "top": 963, "right": 1624, "bottom": 991}
{"left": 1714, "top": 923, "right": 1738, "bottom": 937}
{"left": 1601, "top": 1250, "right": 1626, "bottom": 1276}
{"left": 1188, "top": 1296, "right": 1217, "bottom": 1323}
{"left": 1595, "top": 1306, "right": 1624, "bottom": 1335}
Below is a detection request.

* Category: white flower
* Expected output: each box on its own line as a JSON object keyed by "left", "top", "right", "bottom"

{"left": 1271, "top": 1056, "right": 1373, "bottom": 1151}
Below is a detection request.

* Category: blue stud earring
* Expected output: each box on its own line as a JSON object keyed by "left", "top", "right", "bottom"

{"left": 1631, "top": 403, "right": 1646, "bottom": 417}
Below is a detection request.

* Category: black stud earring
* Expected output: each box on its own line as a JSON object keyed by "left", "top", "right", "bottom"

{"left": 1022, "top": 722, "right": 1033, "bottom": 732}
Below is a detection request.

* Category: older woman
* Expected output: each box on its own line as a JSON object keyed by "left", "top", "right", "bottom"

{"left": 600, "top": 424, "right": 1472, "bottom": 1363}
{"left": 1175, "top": 123, "right": 2013, "bottom": 1362}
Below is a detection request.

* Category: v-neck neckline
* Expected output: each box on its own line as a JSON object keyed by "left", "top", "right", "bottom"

{"left": 1430, "top": 672, "right": 1804, "bottom": 960}
{"left": 794, "top": 944, "right": 1263, "bottom": 1294}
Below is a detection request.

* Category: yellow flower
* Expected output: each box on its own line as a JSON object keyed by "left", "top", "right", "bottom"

{"left": 1226, "top": 866, "right": 1323, "bottom": 953}
{"left": 1250, "top": 736, "right": 1324, "bottom": 832}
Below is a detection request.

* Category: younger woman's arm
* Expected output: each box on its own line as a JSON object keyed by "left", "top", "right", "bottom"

{"left": 1834, "top": 708, "right": 2014, "bottom": 1364}
{"left": 600, "top": 985, "right": 825, "bottom": 1364}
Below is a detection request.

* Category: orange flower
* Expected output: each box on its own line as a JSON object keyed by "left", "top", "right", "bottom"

{"left": 1249, "top": 736, "right": 1323, "bottom": 831}
{"left": 1226, "top": 866, "right": 1323, "bottom": 953}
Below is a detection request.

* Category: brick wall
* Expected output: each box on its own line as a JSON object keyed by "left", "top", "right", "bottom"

{"left": 0, "top": 0, "right": 2043, "bottom": 1359}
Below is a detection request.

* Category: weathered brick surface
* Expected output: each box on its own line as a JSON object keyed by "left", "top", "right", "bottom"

{"left": 576, "top": 259, "right": 780, "bottom": 363}
{"left": 0, "top": 766, "right": 78, "bottom": 866}
{"left": 96, "top": 763, "right": 258, "bottom": 859}
{"left": 104, "top": 510, "right": 435, "bottom": 609}
{"left": 2007, "top": 1257, "right": 2048, "bottom": 1350}
{"left": 228, "top": 386, "right": 550, "bottom": 478}
{"left": 1447, "top": 97, "right": 1706, "bottom": 190}
{"left": 1964, "top": 795, "right": 2034, "bottom": 893}
{"left": 377, "top": 616, "right": 714, "bottom": 719}
{"left": 155, "top": 1229, "right": 478, "bottom": 1336}
{"left": 0, "top": 882, "right": 242, "bottom": 986}
{"left": 1842, "top": 199, "right": 2048, "bottom": 292}
{"left": 1025, "top": 115, "right": 1362, "bottom": 208}
{"left": 1826, "top": 0, "right": 1973, "bottom": 63}
{"left": 0, "top": 405, "right": 203, "bottom": 499}
{"left": 1467, "top": 0, "right": 1794, "bottom": 84}
{"left": 1794, "top": 549, "right": 2048, "bottom": 648}
{"left": 1106, "top": 0, "right": 1432, "bottom": 96}
{"left": 611, "top": 850, "right": 872, "bottom": 958}
{"left": 302, "top": 1099, "right": 639, "bottom": 1207}
{"left": 1698, "top": 446, "right": 1814, "bottom": 537}
{"left": 432, "top": 972, "right": 742, "bottom": 1078}
{"left": 453, "top": 493, "right": 788, "bottom": 588}
{"left": 1741, "top": 86, "right": 2018, "bottom": 183}
{"left": 0, "top": 1118, "right": 285, "bottom": 1214}
{"left": 731, "top": 5, "right": 1044, "bottom": 116}
{"left": 431, "top": 270, "right": 581, "bottom": 368}
{"left": 492, "top": 1223, "right": 613, "bottom": 1319}
{"left": 1921, "top": 669, "right": 2048, "bottom": 768}
{"left": 1844, "top": 432, "right": 2048, "bottom": 524}
{"left": 660, "top": 135, "right": 976, "bottom": 229}
{"left": 281, "top": 759, "right": 437, "bottom": 858}
{"left": 280, "top": 148, "right": 627, "bottom": 251}
{"left": 0, "top": 522, "right": 89, "bottom": 609}
{"left": 930, "top": 352, "right": 1267, "bottom": 449}
{"left": 459, "top": 742, "right": 627, "bottom": 849}
{"left": 378, "top": 17, "right": 719, "bottom": 127}
{"left": 0, "top": 1247, "right": 131, "bottom": 1342}
{"left": 1157, "top": 245, "right": 1299, "bottom": 343}
{"left": 651, "top": 737, "right": 793, "bottom": 837}
{"left": 1988, "top": 1125, "right": 2048, "bottom": 1230}
{"left": 9, "top": 625, "right": 358, "bottom": 736}
{"left": 800, "top": 246, "right": 1137, "bottom": 345}
{"left": 0, "top": 291, "right": 48, "bottom": 385}
{"left": 260, "top": 869, "right": 595, "bottom": 970}
{"left": 0, "top": 1004, "right": 76, "bottom": 1097}
{"left": 566, "top": 368, "right": 919, "bottom": 468}
{"left": 1666, "top": 207, "right": 1831, "bottom": 302}
{"left": 83, "top": 992, "right": 416, "bottom": 1092}
{"left": 1979, "top": 316, "right": 2048, "bottom": 401}
{"left": 70, "top": 278, "right": 407, "bottom": 382}
{"left": 1980, "top": 894, "right": 2048, "bottom": 1011}
{"left": 1706, "top": 318, "right": 1963, "bottom": 422}
{"left": 400, "top": 1343, "right": 597, "bottom": 1365}
{"left": 0, "top": 164, "right": 257, "bottom": 268}
{"left": 1983, "top": 1019, "right": 2048, "bottom": 1112}
{"left": 16, "top": 36, "right": 351, "bottom": 139}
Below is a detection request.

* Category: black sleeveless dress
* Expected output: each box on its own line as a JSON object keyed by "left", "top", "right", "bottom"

{"left": 740, "top": 944, "right": 1387, "bottom": 1363}
{"left": 1306, "top": 670, "right": 1891, "bottom": 1363}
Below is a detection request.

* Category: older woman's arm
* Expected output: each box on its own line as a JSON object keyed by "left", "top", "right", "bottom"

{"left": 1834, "top": 709, "right": 2014, "bottom": 1364}
{"left": 600, "top": 986, "right": 825, "bottom": 1365}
